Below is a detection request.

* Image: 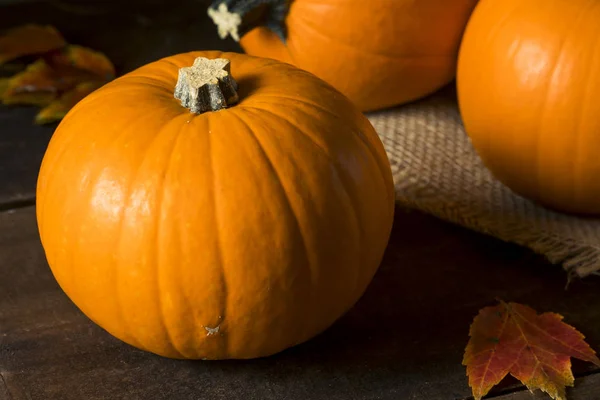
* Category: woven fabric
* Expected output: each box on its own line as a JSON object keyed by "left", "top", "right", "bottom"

{"left": 367, "top": 87, "right": 600, "bottom": 279}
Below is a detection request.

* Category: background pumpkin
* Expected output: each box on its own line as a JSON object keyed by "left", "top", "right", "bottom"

{"left": 208, "top": 0, "right": 479, "bottom": 112}
{"left": 36, "top": 50, "right": 396, "bottom": 360}
{"left": 457, "top": 0, "right": 600, "bottom": 215}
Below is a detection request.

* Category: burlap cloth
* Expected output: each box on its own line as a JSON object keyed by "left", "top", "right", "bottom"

{"left": 366, "top": 87, "right": 600, "bottom": 279}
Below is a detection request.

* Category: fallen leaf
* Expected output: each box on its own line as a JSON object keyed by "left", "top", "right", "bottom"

{"left": 45, "top": 44, "right": 116, "bottom": 81}
{"left": 0, "top": 24, "right": 116, "bottom": 124}
{"left": 2, "top": 60, "right": 58, "bottom": 105}
{"left": 0, "top": 24, "right": 66, "bottom": 65}
{"left": 0, "top": 78, "right": 9, "bottom": 98}
{"left": 2, "top": 48, "right": 113, "bottom": 107}
{"left": 463, "top": 300, "right": 600, "bottom": 400}
{"left": 1, "top": 58, "right": 91, "bottom": 106}
{"left": 35, "top": 80, "right": 103, "bottom": 125}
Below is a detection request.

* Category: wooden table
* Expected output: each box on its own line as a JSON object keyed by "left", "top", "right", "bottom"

{"left": 1, "top": 2, "right": 600, "bottom": 399}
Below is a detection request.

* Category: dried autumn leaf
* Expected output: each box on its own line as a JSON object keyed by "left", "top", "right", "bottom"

{"left": 2, "top": 60, "right": 58, "bottom": 106}
{"left": 0, "top": 24, "right": 117, "bottom": 124}
{"left": 0, "top": 24, "right": 66, "bottom": 65}
{"left": 0, "top": 78, "right": 9, "bottom": 98}
{"left": 2, "top": 55, "right": 105, "bottom": 106}
{"left": 45, "top": 44, "right": 116, "bottom": 81}
{"left": 35, "top": 80, "right": 103, "bottom": 125}
{"left": 463, "top": 300, "right": 600, "bottom": 400}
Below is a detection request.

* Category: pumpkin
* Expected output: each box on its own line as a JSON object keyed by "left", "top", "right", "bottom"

{"left": 36, "top": 51, "right": 395, "bottom": 360}
{"left": 457, "top": 0, "right": 600, "bottom": 215}
{"left": 207, "top": 0, "right": 479, "bottom": 112}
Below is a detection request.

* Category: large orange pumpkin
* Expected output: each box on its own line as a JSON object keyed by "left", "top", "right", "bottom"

{"left": 36, "top": 51, "right": 395, "bottom": 360}
{"left": 208, "top": 0, "right": 479, "bottom": 112}
{"left": 457, "top": 0, "right": 600, "bottom": 215}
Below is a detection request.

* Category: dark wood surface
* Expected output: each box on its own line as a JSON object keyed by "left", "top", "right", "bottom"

{"left": 1, "top": 2, "right": 600, "bottom": 399}
{"left": 495, "top": 374, "right": 600, "bottom": 400}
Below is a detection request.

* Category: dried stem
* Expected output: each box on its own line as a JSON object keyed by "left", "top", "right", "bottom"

{"left": 174, "top": 56, "right": 239, "bottom": 114}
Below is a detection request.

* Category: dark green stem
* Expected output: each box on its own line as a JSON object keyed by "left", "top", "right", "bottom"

{"left": 207, "top": 0, "right": 291, "bottom": 43}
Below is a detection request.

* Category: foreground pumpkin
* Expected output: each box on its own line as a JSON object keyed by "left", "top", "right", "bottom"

{"left": 457, "top": 0, "right": 600, "bottom": 215}
{"left": 208, "top": 0, "right": 479, "bottom": 112}
{"left": 36, "top": 51, "right": 395, "bottom": 359}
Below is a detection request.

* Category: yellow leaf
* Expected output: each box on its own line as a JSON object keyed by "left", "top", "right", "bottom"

{"left": 2, "top": 60, "right": 58, "bottom": 106}
{"left": 0, "top": 24, "right": 66, "bottom": 65}
{"left": 0, "top": 77, "right": 9, "bottom": 98}
{"left": 35, "top": 80, "right": 104, "bottom": 125}
{"left": 46, "top": 44, "right": 116, "bottom": 81}
{"left": 2, "top": 57, "right": 101, "bottom": 106}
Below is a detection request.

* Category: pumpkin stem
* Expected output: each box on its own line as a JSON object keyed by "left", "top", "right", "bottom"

{"left": 174, "top": 56, "right": 239, "bottom": 114}
{"left": 207, "top": 0, "right": 290, "bottom": 43}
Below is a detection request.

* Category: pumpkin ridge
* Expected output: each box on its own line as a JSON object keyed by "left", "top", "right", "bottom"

{"left": 243, "top": 105, "right": 335, "bottom": 173}
{"left": 232, "top": 109, "right": 316, "bottom": 343}
{"left": 248, "top": 94, "right": 392, "bottom": 197}
{"left": 54, "top": 79, "right": 175, "bottom": 127}
{"left": 533, "top": 74, "right": 557, "bottom": 205}
{"left": 328, "top": 165, "right": 364, "bottom": 298}
{"left": 154, "top": 116, "right": 190, "bottom": 359}
{"left": 241, "top": 106, "right": 366, "bottom": 300}
{"left": 111, "top": 115, "right": 184, "bottom": 352}
{"left": 572, "top": 6, "right": 600, "bottom": 208}
{"left": 205, "top": 115, "right": 230, "bottom": 358}
{"left": 291, "top": 11, "right": 453, "bottom": 60}
{"left": 75, "top": 131, "right": 136, "bottom": 348}
{"left": 39, "top": 94, "right": 126, "bottom": 232}
{"left": 534, "top": 2, "right": 593, "bottom": 205}
{"left": 558, "top": 0, "right": 600, "bottom": 208}
{"left": 173, "top": 173, "right": 196, "bottom": 352}
{"left": 247, "top": 98, "right": 368, "bottom": 156}
{"left": 110, "top": 77, "right": 174, "bottom": 96}
{"left": 58, "top": 110, "right": 157, "bottom": 342}
{"left": 247, "top": 101, "right": 393, "bottom": 218}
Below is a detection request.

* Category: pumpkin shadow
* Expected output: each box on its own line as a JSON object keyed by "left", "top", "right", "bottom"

{"left": 235, "top": 74, "right": 262, "bottom": 102}
{"left": 182, "top": 206, "right": 600, "bottom": 398}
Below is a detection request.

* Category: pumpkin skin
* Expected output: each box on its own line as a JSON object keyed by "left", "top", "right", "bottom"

{"left": 457, "top": 0, "right": 600, "bottom": 215}
{"left": 36, "top": 51, "right": 395, "bottom": 360}
{"left": 209, "top": 0, "right": 479, "bottom": 112}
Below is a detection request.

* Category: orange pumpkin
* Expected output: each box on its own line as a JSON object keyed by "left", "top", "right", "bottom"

{"left": 36, "top": 51, "right": 395, "bottom": 360}
{"left": 208, "top": 0, "right": 479, "bottom": 112}
{"left": 457, "top": 0, "right": 600, "bottom": 215}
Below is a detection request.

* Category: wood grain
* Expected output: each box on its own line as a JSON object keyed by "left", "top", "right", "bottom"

{"left": 488, "top": 373, "right": 600, "bottom": 399}
{"left": 0, "top": 372, "right": 11, "bottom": 400}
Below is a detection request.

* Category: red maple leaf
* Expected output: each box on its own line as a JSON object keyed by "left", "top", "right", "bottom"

{"left": 463, "top": 300, "right": 600, "bottom": 400}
